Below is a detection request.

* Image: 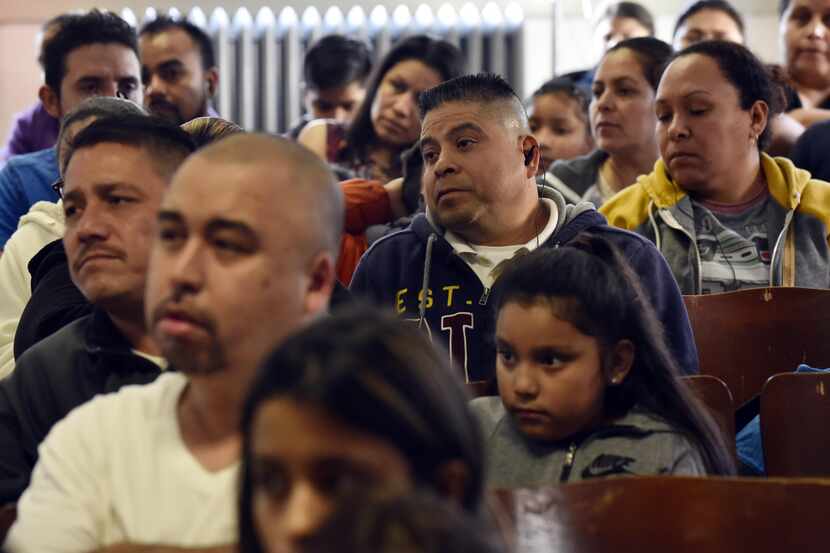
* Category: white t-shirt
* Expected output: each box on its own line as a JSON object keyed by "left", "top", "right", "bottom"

{"left": 130, "top": 349, "right": 169, "bottom": 370}
{"left": 444, "top": 198, "right": 560, "bottom": 289}
{"left": 5, "top": 372, "right": 239, "bottom": 552}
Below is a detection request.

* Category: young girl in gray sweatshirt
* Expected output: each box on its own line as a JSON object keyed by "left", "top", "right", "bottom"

{"left": 471, "top": 235, "right": 735, "bottom": 486}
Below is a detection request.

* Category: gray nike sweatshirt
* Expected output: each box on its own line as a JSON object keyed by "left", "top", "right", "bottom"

{"left": 470, "top": 397, "right": 706, "bottom": 487}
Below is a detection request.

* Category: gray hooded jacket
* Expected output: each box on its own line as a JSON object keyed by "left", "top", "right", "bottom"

{"left": 470, "top": 397, "right": 706, "bottom": 487}
{"left": 547, "top": 149, "right": 610, "bottom": 205}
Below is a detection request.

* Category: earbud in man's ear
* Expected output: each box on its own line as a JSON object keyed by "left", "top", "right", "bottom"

{"left": 523, "top": 145, "right": 537, "bottom": 166}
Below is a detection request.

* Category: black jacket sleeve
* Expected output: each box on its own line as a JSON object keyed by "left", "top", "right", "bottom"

{"left": 14, "top": 239, "right": 91, "bottom": 359}
{"left": 0, "top": 344, "right": 66, "bottom": 502}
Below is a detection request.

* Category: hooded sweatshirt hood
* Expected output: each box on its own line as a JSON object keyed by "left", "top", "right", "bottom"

{"left": 17, "top": 200, "right": 65, "bottom": 237}
{"left": 470, "top": 396, "right": 707, "bottom": 486}
{"left": 350, "top": 186, "right": 699, "bottom": 381}
{"left": 601, "top": 154, "right": 830, "bottom": 293}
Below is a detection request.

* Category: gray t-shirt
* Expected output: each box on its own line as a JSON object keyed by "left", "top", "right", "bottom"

{"left": 691, "top": 192, "right": 772, "bottom": 294}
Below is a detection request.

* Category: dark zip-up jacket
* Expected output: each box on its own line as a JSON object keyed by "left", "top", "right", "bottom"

{"left": 14, "top": 238, "right": 91, "bottom": 359}
{"left": 0, "top": 307, "right": 162, "bottom": 502}
{"left": 350, "top": 187, "right": 698, "bottom": 382}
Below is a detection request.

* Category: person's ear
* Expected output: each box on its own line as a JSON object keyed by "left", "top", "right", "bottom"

{"left": 604, "top": 339, "right": 634, "bottom": 386}
{"left": 520, "top": 134, "right": 541, "bottom": 178}
{"left": 749, "top": 100, "right": 769, "bottom": 146}
{"left": 304, "top": 250, "right": 336, "bottom": 316}
{"left": 204, "top": 67, "right": 219, "bottom": 98}
{"left": 434, "top": 459, "right": 471, "bottom": 507}
{"left": 39, "top": 85, "right": 62, "bottom": 119}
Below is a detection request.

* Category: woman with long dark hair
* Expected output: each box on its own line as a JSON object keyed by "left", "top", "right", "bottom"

{"left": 300, "top": 35, "right": 464, "bottom": 182}
{"left": 299, "top": 35, "right": 464, "bottom": 284}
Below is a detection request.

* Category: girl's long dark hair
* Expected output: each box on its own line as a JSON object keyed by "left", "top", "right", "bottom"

{"left": 492, "top": 234, "right": 736, "bottom": 475}
{"left": 238, "top": 306, "right": 485, "bottom": 553}
{"left": 341, "top": 34, "right": 464, "bottom": 165}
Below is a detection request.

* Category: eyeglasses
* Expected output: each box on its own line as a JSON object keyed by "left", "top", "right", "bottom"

{"left": 51, "top": 177, "right": 64, "bottom": 198}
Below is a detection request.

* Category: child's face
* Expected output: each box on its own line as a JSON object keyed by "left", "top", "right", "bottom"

{"left": 495, "top": 301, "right": 607, "bottom": 442}
{"left": 249, "top": 398, "right": 414, "bottom": 553}
{"left": 528, "top": 92, "right": 594, "bottom": 172}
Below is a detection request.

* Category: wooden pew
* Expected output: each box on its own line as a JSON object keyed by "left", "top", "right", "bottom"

{"left": 493, "top": 477, "right": 830, "bottom": 552}
{"left": 683, "top": 287, "right": 830, "bottom": 406}
{"left": 762, "top": 372, "right": 830, "bottom": 476}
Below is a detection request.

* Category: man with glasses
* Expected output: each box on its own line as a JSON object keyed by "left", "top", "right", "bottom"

{"left": 0, "top": 98, "right": 147, "bottom": 380}
{"left": 0, "top": 115, "right": 194, "bottom": 505}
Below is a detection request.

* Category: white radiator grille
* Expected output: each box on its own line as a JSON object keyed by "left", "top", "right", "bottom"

{"left": 125, "top": 4, "right": 525, "bottom": 133}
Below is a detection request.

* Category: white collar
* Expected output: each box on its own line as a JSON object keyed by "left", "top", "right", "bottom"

{"left": 443, "top": 198, "right": 559, "bottom": 256}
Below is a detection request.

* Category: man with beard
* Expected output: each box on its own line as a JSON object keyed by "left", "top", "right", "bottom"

{"left": 6, "top": 134, "right": 341, "bottom": 552}
{"left": 139, "top": 16, "right": 219, "bottom": 124}
{"left": 0, "top": 114, "right": 193, "bottom": 505}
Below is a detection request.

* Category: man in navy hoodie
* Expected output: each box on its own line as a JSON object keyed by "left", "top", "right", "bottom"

{"left": 350, "top": 73, "right": 698, "bottom": 382}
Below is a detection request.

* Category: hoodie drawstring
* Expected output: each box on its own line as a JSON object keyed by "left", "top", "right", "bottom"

{"left": 418, "top": 234, "right": 437, "bottom": 329}
{"left": 647, "top": 201, "right": 662, "bottom": 251}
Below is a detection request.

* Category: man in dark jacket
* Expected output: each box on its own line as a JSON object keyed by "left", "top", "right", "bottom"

{"left": 350, "top": 73, "right": 698, "bottom": 382}
{"left": 0, "top": 115, "right": 195, "bottom": 503}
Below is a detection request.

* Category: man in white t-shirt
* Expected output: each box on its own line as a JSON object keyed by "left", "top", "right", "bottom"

{"left": 5, "top": 134, "right": 343, "bottom": 552}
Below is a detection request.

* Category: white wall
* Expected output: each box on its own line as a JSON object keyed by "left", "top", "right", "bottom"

{"left": 0, "top": 0, "right": 780, "bottom": 146}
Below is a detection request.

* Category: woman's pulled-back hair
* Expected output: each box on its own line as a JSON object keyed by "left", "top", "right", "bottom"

{"left": 672, "top": 0, "right": 746, "bottom": 40}
{"left": 598, "top": 2, "right": 656, "bottom": 35}
{"left": 606, "top": 36, "right": 674, "bottom": 90}
{"left": 343, "top": 35, "right": 464, "bottom": 164}
{"left": 671, "top": 40, "right": 788, "bottom": 151}
{"left": 238, "top": 306, "right": 484, "bottom": 553}
{"left": 492, "top": 234, "right": 735, "bottom": 476}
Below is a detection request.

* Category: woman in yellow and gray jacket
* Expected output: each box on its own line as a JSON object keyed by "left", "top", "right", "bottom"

{"left": 601, "top": 40, "right": 830, "bottom": 295}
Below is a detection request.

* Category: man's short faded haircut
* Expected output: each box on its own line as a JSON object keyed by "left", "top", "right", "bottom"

{"left": 63, "top": 114, "right": 196, "bottom": 185}
{"left": 418, "top": 73, "right": 526, "bottom": 121}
